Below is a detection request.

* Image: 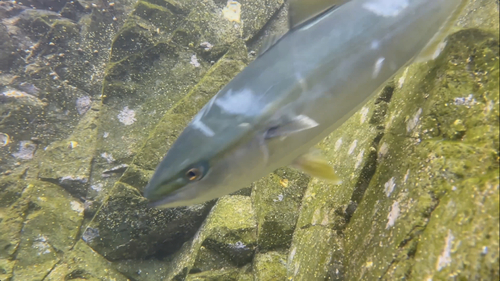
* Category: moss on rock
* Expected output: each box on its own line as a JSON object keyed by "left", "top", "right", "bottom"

{"left": 253, "top": 251, "right": 287, "bottom": 281}
{"left": 0, "top": 23, "right": 15, "bottom": 71}
{"left": 251, "top": 168, "right": 309, "bottom": 251}
{"left": 0, "top": 176, "right": 30, "bottom": 280}
{"left": 185, "top": 268, "right": 241, "bottom": 281}
{"left": 343, "top": 27, "right": 499, "bottom": 280}
{"left": 37, "top": 101, "right": 100, "bottom": 199}
{"left": 164, "top": 195, "right": 256, "bottom": 280}
{"left": 83, "top": 181, "right": 213, "bottom": 260}
{"left": 12, "top": 180, "right": 84, "bottom": 280}
{"left": 45, "top": 241, "right": 129, "bottom": 281}
{"left": 287, "top": 226, "right": 343, "bottom": 281}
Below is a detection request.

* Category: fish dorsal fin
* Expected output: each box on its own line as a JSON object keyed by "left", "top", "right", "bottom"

{"left": 414, "top": 0, "right": 467, "bottom": 63}
{"left": 257, "top": 0, "right": 349, "bottom": 57}
{"left": 292, "top": 148, "right": 342, "bottom": 183}
{"left": 257, "top": 33, "right": 285, "bottom": 57}
{"left": 288, "top": 0, "right": 348, "bottom": 29}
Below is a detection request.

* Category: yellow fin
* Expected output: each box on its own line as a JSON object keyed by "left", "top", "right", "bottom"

{"left": 292, "top": 149, "right": 342, "bottom": 184}
{"left": 288, "top": 0, "right": 349, "bottom": 29}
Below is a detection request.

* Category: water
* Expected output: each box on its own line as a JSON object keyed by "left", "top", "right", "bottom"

{"left": 0, "top": 0, "right": 498, "bottom": 280}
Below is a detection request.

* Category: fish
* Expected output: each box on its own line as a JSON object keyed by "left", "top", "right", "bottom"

{"left": 144, "top": 0, "right": 466, "bottom": 208}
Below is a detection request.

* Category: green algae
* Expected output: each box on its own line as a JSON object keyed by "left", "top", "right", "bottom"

{"left": 45, "top": 241, "right": 128, "bottom": 281}
{"left": 253, "top": 251, "right": 287, "bottom": 280}
{"left": 84, "top": 181, "right": 212, "bottom": 261}
{"left": 185, "top": 268, "right": 240, "bottom": 281}
{"left": 0, "top": 24, "right": 15, "bottom": 71}
{"left": 0, "top": 176, "right": 30, "bottom": 280}
{"left": 251, "top": 168, "right": 309, "bottom": 251}
{"left": 37, "top": 101, "right": 100, "bottom": 198}
{"left": 342, "top": 27, "right": 499, "bottom": 280}
{"left": 12, "top": 181, "right": 84, "bottom": 280}
{"left": 163, "top": 195, "right": 256, "bottom": 280}
{"left": 287, "top": 226, "right": 343, "bottom": 280}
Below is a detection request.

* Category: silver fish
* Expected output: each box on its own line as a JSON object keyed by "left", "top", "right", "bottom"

{"left": 144, "top": 0, "right": 465, "bottom": 208}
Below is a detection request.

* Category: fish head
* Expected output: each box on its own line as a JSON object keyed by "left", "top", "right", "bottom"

{"left": 143, "top": 111, "right": 266, "bottom": 209}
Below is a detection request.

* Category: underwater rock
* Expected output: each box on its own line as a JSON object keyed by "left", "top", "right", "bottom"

{"left": 0, "top": 176, "right": 29, "bottom": 281}
{"left": 19, "top": 0, "right": 69, "bottom": 12}
{"left": 343, "top": 26, "right": 499, "bottom": 280}
{"left": 0, "top": 23, "right": 16, "bottom": 71}
{"left": 251, "top": 167, "right": 310, "bottom": 251}
{"left": 200, "top": 196, "right": 257, "bottom": 267}
{"left": 237, "top": 0, "right": 285, "bottom": 40}
{"left": 0, "top": 0, "right": 124, "bottom": 176}
{"left": 253, "top": 251, "right": 287, "bottom": 281}
{"left": 185, "top": 268, "right": 241, "bottom": 281}
{"left": 12, "top": 140, "right": 38, "bottom": 160}
{"left": 37, "top": 101, "right": 100, "bottom": 199}
{"left": 287, "top": 226, "right": 343, "bottom": 281}
{"left": 163, "top": 195, "right": 256, "bottom": 280}
{"left": 83, "top": 181, "right": 213, "bottom": 260}
{"left": 0, "top": 0, "right": 496, "bottom": 280}
{"left": 45, "top": 241, "right": 129, "bottom": 281}
{"left": 0, "top": 88, "right": 45, "bottom": 143}
{"left": 11, "top": 180, "right": 84, "bottom": 280}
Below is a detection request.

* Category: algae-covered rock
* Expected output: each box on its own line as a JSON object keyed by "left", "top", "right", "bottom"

{"left": 45, "top": 241, "right": 129, "bottom": 281}
{"left": 12, "top": 180, "right": 84, "bottom": 280}
{"left": 253, "top": 251, "right": 287, "bottom": 281}
{"left": 0, "top": 176, "right": 30, "bottom": 281}
{"left": 0, "top": 23, "right": 16, "bottom": 71}
{"left": 83, "top": 181, "right": 212, "bottom": 260}
{"left": 343, "top": 25, "right": 499, "bottom": 281}
{"left": 185, "top": 268, "right": 241, "bottom": 281}
{"left": 164, "top": 195, "right": 256, "bottom": 280}
{"left": 201, "top": 196, "right": 257, "bottom": 266}
{"left": 251, "top": 167, "right": 309, "bottom": 251}
{"left": 216, "top": 0, "right": 285, "bottom": 41}
{"left": 37, "top": 101, "right": 100, "bottom": 199}
{"left": 284, "top": 82, "right": 392, "bottom": 280}
{"left": 287, "top": 226, "right": 343, "bottom": 281}
{"left": 0, "top": 1, "right": 127, "bottom": 176}
{"left": 0, "top": 88, "right": 45, "bottom": 143}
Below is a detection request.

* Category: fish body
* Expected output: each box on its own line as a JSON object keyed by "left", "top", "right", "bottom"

{"left": 144, "top": 0, "right": 465, "bottom": 208}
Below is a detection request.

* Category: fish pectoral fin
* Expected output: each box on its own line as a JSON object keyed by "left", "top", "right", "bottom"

{"left": 292, "top": 149, "right": 342, "bottom": 184}
{"left": 265, "top": 114, "right": 318, "bottom": 139}
{"left": 289, "top": 0, "right": 349, "bottom": 28}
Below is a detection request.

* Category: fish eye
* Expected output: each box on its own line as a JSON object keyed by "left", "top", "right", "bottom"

{"left": 186, "top": 168, "right": 202, "bottom": 181}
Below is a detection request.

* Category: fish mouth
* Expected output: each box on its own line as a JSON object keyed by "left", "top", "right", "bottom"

{"left": 147, "top": 195, "right": 179, "bottom": 209}
{"left": 145, "top": 186, "right": 189, "bottom": 209}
